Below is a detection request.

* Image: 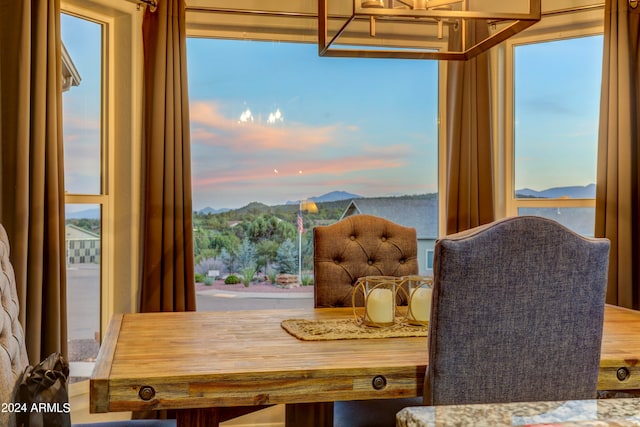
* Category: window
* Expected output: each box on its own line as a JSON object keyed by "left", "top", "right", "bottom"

{"left": 49, "top": 7, "right": 606, "bottom": 410}
{"left": 187, "top": 39, "right": 440, "bottom": 310}
{"left": 61, "top": 13, "right": 105, "bottom": 382}
{"left": 508, "top": 34, "right": 603, "bottom": 235}
{"left": 426, "top": 249, "right": 434, "bottom": 271}
{"left": 59, "top": 0, "right": 144, "bottom": 392}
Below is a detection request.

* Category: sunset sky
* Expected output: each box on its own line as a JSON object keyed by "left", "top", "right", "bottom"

{"left": 186, "top": 38, "right": 438, "bottom": 210}
{"left": 61, "top": 14, "right": 602, "bottom": 212}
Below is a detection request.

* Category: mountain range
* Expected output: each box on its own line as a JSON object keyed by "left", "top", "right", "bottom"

{"left": 196, "top": 185, "right": 597, "bottom": 214}
{"left": 66, "top": 207, "right": 101, "bottom": 220}
{"left": 284, "top": 190, "right": 362, "bottom": 205}
{"left": 198, "top": 206, "right": 231, "bottom": 215}
{"left": 65, "top": 186, "right": 597, "bottom": 218}
{"left": 515, "top": 184, "right": 595, "bottom": 199}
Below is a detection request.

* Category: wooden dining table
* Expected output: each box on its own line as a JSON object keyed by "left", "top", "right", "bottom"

{"left": 90, "top": 304, "right": 640, "bottom": 427}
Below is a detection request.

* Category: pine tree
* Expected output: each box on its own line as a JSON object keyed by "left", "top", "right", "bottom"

{"left": 275, "top": 239, "right": 297, "bottom": 274}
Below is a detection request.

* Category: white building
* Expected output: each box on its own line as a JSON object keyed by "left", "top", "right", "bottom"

{"left": 66, "top": 224, "right": 100, "bottom": 265}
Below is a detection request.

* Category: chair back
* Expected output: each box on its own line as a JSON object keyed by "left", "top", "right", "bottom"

{"left": 0, "top": 225, "right": 30, "bottom": 426}
{"left": 425, "top": 216, "right": 610, "bottom": 405}
{"left": 313, "top": 214, "right": 419, "bottom": 307}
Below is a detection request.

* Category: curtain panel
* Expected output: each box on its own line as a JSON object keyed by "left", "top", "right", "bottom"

{"left": 140, "top": 0, "right": 196, "bottom": 312}
{"left": 0, "top": 0, "right": 68, "bottom": 363}
{"left": 595, "top": 0, "right": 640, "bottom": 309}
{"left": 445, "top": 21, "right": 495, "bottom": 234}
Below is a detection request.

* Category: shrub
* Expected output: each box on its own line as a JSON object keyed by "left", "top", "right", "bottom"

{"left": 195, "top": 256, "right": 225, "bottom": 276}
{"left": 267, "top": 270, "right": 278, "bottom": 284}
{"left": 240, "top": 266, "right": 256, "bottom": 287}
{"left": 195, "top": 273, "right": 206, "bottom": 283}
{"left": 224, "top": 274, "right": 242, "bottom": 285}
{"left": 203, "top": 276, "right": 215, "bottom": 286}
{"left": 301, "top": 275, "right": 314, "bottom": 286}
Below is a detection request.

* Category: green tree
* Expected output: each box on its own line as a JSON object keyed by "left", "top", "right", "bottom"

{"left": 276, "top": 220, "right": 297, "bottom": 242}
{"left": 275, "top": 239, "right": 297, "bottom": 274}
{"left": 220, "top": 248, "right": 239, "bottom": 273}
{"left": 238, "top": 237, "right": 257, "bottom": 269}
{"left": 256, "top": 239, "right": 280, "bottom": 272}
{"left": 246, "top": 216, "right": 268, "bottom": 243}
{"left": 245, "top": 214, "right": 297, "bottom": 244}
{"left": 209, "top": 233, "right": 240, "bottom": 258}
{"left": 194, "top": 249, "right": 217, "bottom": 265}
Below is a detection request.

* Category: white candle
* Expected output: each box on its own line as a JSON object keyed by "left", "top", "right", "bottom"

{"left": 409, "top": 287, "right": 432, "bottom": 322}
{"left": 366, "top": 288, "right": 394, "bottom": 325}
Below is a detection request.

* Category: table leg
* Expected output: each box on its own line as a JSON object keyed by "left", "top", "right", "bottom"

{"left": 175, "top": 405, "right": 272, "bottom": 427}
{"left": 285, "top": 402, "right": 333, "bottom": 427}
{"left": 176, "top": 408, "right": 220, "bottom": 427}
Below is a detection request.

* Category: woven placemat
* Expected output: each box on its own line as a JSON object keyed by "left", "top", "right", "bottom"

{"left": 281, "top": 318, "right": 428, "bottom": 341}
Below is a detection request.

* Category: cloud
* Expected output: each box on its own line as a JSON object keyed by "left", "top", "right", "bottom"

{"left": 190, "top": 101, "right": 342, "bottom": 153}
{"left": 190, "top": 99, "right": 416, "bottom": 202}
{"left": 192, "top": 153, "right": 406, "bottom": 188}
{"left": 61, "top": 98, "right": 431, "bottom": 208}
{"left": 192, "top": 105, "right": 408, "bottom": 182}
{"left": 62, "top": 114, "right": 100, "bottom": 131}
{"left": 520, "top": 97, "right": 573, "bottom": 116}
{"left": 62, "top": 112, "right": 102, "bottom": 195}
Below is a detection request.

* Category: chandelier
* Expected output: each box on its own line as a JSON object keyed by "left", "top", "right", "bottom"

{"left": 318, "top": 0, "right": 541, "bottom": 60}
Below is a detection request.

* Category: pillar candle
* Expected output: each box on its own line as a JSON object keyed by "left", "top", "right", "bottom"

{"left": 366, "top": 288, "right": 394, "bottom": 325}
{"left": 409, "top": 287, "right": 432, "bottom": 322}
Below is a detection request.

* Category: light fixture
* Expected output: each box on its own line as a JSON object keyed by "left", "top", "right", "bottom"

{"left": 238, "top": 107, "right": 254, "bottom": 123}
{"left": 318, "top": 0, "right": 541, "bottom": 60}
{"left": 267, "top": 108, "right": 284, "bottom": 125}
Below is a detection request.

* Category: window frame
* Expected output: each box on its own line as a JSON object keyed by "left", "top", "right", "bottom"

{"left": 53, "top": 2, "right": 605, "bottom": 329}
{"left": 502, "top": 16, "right": 603, "bottom": 221}
{"left": 56, "top": 0, "right": 605, "bottom": 334}
{"left": 51, "top": 0, "right": 606, "bottom": 409}
{"left": 61, "top": 0, "right": 144, "bottom": 392}
{"left": 185, "top": 5, "right": 449, "bottom": 236}
{"left": 61, "top": 9, "right": 111, "bottom": 385}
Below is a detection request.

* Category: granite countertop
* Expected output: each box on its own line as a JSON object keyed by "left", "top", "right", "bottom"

{"left": 397, "top": 399, "right": 640, "bottom": 427}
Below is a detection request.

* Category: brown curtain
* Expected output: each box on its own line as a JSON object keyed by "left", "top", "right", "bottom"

{"left": 140, "top": 0, "right": 196, "bottom": 312}
{"left": 0, "top": 0, "right": 68, "bottom": 363}
{"left": 595, "top": 0, "right": 640, "bottom": 309}
{"left": 445, "top": 21, "right": 495, "bottom": 234}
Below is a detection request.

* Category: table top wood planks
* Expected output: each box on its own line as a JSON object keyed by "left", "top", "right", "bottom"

{"left": 90, "top": 305, "right": 640, "bottom": 425}
{"left": 598, "top": 304, "right": 640, "bottom": 390}
{"left": 91, "top": 307, "right": 427, "bottom": 415}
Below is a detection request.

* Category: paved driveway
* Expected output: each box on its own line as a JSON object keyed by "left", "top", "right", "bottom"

{"left": 196, "top": 289, "right": 314, "bottom": 311}
{"left": 66, "top": 264, "right": 314, "bottom": 343}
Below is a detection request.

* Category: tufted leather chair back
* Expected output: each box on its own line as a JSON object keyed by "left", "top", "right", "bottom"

{"left": 0, "top": 225, "right": 29, "bottom": 426}
{"left": 313, "top": 214, "right": 419, "bottom": 308}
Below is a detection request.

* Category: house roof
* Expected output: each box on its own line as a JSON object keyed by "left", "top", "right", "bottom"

{"left": 61, "top": 42, "right": 81, "bottom": 92}
{"left": 340, "top": 196, "right": 438, "bottom": 239}
{"left": 65, "top": 224, "right": 99, "bottom": 240}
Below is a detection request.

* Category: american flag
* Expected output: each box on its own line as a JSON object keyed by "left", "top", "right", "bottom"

{"left": 297, "top": 210, "right": 304, "bottom": 234}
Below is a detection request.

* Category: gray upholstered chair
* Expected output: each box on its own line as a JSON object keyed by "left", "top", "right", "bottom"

{"left": 312, "top": 214, "right": 422, "bottom": 426}
{"left": 0, "top": 224, "right": 174, "bottom": 427}
{"left": 425, "top": 216, "right": 610, "bottom": 406}
{"left": 313, "top": 214, "right": 419, "bottom": 308}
